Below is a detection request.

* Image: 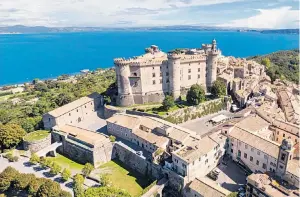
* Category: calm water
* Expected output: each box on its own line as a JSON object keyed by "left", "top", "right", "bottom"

{"left": 0, "top": 31, "right": 299, "bottom": 85}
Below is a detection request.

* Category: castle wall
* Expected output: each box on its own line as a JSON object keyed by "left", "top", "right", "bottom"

{"left": 180, "top": 61, "right": 206, "bottom": 89}
{"left": 23, "top": 133, "right": 51, "bottom": 153}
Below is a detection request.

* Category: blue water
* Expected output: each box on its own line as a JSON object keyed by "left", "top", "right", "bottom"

{"left": 0, "top": 31, "right": 299, "bottom": 85}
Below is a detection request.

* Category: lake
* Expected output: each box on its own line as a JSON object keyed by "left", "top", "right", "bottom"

{"left": 0, "top": 31, "right": 299, "bottom": 85}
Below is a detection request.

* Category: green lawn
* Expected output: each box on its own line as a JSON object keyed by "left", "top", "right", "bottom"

{"left": 23, "top": 130, "right": 50, "bottom": 142}
{"left": 48, "top": 153, "right": 84, "bottom": 172}
{"left": 99, "top": 160, "right": 152, "bottom": 197}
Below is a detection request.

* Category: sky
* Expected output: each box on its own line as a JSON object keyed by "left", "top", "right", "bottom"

{"left": 0, "top": 0, "right": 299, "bottom": 29}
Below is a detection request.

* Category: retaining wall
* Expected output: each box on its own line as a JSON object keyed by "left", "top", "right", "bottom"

{"left": 23, "top": 134, "right": 51, "bottom": 153}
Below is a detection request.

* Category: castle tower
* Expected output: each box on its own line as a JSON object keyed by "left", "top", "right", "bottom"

{"left": 114, "top": 60, "right": 134, "bottom": 107}
{"left": 276, "top": 139, "right": 294, "bottom": 176}
{"left": 168, "top": 53, "right": 181, "bottom": 100}
{"left": 206, "top": 39, "right": 220, "bottom": 90}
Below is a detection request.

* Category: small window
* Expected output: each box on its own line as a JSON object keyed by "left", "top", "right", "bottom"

{"left": 231, "top": 149, "right": 233, "bottom": 153}
{"left": 152, "top": 73, "right": 156, "bottom": 77}
{"left": 152, "top": 67, "right": 155, "bottom": 69}
{"left": 69, "top": 113, "right": 71, "bottom": 116}
{"left": 198, "top": 68, "right": 200, "bottom": 72}
{"left": 245, "top": 145, "right": 248, "bottom": 149}
{"left": 85, "top": 105, "right": 87, "bottom": 108}
{"left": 160, "top": 66, "right": 161, "bottom": 70}
{"left": 48, "top": 118, "right": 51, "bottom": 122}
{"left": 295, "top": 139, "right": 298, "bottom": 143}
{"left": 250, "top": 156, "right": 253, "bottom": 162}
{"left": 153, "top": 80, "right": 156, "bottom": 85}
{"left": 263, "top": 163, "right": 266, "bottom": 169}
{"left": 188, "top": 75, "right": 191, "bottom": 80}
{"left": 77, "top": 109, "right": 78, "bottom": 112}
{"left": 188, "top": 69, "right": 191, "bottom": 73}
{"left": 90, "top": 102, "right": 92, "bottom": 105}
{"left": 166, "top": 78, "right": 169, "bottom": 83}
{"left": 198, "top": 74, "right": 200, "bottom": 79}
{"left": 283, "top": 133, "right": 285, "bottom": 137}
{"left": 160, "top": 72, "right": 162, "bottom": 77}
{"left": 244, "top": 153, "right": 247, "bottom": 159}
{"left": 160, "top": 79, "right": 162, "bottom": 84}
{"left": 166, "top": 72, "right": 169, "bottom": 76}
{"left": 256, "top": 160, "right": 259, "bottom": 165}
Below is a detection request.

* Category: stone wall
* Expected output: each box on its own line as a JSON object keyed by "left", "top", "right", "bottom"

{"left": 126, "top": 110, "right": 161, "bottom": 118}
{"left": 112, "top": 142, "right": 163, "bottom": 180}
{"left": 23, "top": 134, "right": 51, "bottom": 153}
{"left": 164, "top": 98, "right": 227, "bottom": 124}
{"left": 104, "top": 105, "right": 126, "bottom": 119}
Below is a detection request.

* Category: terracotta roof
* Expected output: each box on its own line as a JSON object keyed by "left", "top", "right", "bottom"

{"left": 106, "top": 114, "right": 141, "bottom": 130}
{"left": 47, "top": 92, "right": 100, "bottom": 117}
{"left": 132, "top": 129, "right": 169, "bottom": 149}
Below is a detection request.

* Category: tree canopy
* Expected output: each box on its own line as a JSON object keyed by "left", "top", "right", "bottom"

{"left": 186, "top": 84, "right": 206, "bottom": 105}
{"left": 0, "top": 123, "right": 26, "bottom": 151}
{"left": 211, "top": 80, "right": 227, "bottom": 98}
{"left": 82, "top": 163, "right": 94, "bottom": 177}
{"left": 162, "top": 95, "right": 175, "bottom": 110}
{"left": 84, "top": 187, "right": 131, "bottom": 197}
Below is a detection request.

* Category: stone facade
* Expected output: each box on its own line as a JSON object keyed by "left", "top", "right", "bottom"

{"left": 23, "top": 133, "right": 51, "bottom": 153}
{"left": 115, "top": 40, "right": 220, "bottom": 107}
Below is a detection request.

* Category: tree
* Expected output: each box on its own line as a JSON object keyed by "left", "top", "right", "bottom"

{"left": 58, "top": 191, "right": 72, "bottom": 197}
{"left": 0, "top": 124, "right": 26, "bottom": 151}
{"left": 84, "top": 187, "right": 131, "bottom": 197}
{"left": 73, "top": 174, "right": 84, "bottom": 197}
{"left": 211, "top": 80, "right": 227, "bottom": 98}
{"left": 186, "top": 84, "right": 205, "bottom": 105}
{"left": 36, "top": 179, "right": 61, "bottom": 197}
{"left": 50, "top": 162, "right": 62, "bottom": 175}
{"left": 99, "top": 174, "right": 111, "bottom": 187}
{"left": 227, "top": 192, "right": 238, "bottom": 197}
{"left": 13, "top": 173, "right": 35, "bottom": 190}
{"left": 162, "top": 95, "right": 175, "bottom": 111}
{"left": 82, "top": 163, "right": 94, "bottom": 177}
{"left": 30, "top": 154, "right": 40, "bottom": 165}
{"left": 40, "top": 157, "right": 52, "bottom": 168}
{"left": 28, "top": 178, "right": 47, "bottom": 196}
{"left": 61, "top": 168, "right": 71, "bottom": 182}
{"left": 55, "top": 92, "right": 73, "bottom": 106}
{"left": 34, "top": 83, "right": 49, "bottom": 92}
{"left": 261, "top": 58, "right": 271, "bottom": 69}
{"left": 0, "top": 167, "right": 19, "bottom": 192}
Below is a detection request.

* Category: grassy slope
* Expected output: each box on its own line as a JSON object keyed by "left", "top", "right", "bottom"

{"left": 48, "top": 153, "right": 84, "bottom": 172}
{"left": 248, "top": 49, "right": 299, "bottom": 83}
{"left": 23, "top": 130, "right": 49, "bottom": 142}
{"left": 99, "top": 160, "right": 152, "bottom": 196}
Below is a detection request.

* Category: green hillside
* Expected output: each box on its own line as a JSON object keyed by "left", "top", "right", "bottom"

{"left": 248, "top": 49, "right": 299, "bottom": 83}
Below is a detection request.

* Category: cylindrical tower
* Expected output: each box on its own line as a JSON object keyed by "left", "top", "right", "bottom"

{"left": 168, "top": 53, "right": 181, "bottom": 100}
{"left": 114, "top": 59, "right": 134, "bottom": 107}
{"left": 206, "top": 39, "right": 220, "bottom": 90}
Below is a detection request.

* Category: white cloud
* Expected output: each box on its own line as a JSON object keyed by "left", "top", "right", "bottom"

{"left": 0, "top": 0, "right": 242, "bottom": 26}
{"left": 218, "top": 6, "right": 299, "bottom": 29}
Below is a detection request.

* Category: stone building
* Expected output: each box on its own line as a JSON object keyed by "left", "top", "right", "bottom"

{"left": 114, "top": 40, "right": 220, "bottom": 106}
{"left": 43, "top": 92, "right": 102, "bottom": 129}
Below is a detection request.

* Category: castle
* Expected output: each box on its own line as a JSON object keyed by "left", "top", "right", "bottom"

{"left": 114, "top": 39, "right": 220, "bottom": 106}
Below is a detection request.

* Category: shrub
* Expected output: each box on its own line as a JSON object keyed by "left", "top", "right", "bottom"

{"left": 109, "top": 135, "right": 116, "bottom": 142}
{"left": 0, "top": 167, "right": 19, "bottom": 192}
{"left": 28, "top": 178, "right": 47, "bottom": 195}
{"left": 49, "top": 162, "right": 62, "bottom": 175}
{"left": 30, "top": 153, "right": 40, "bottom": 165}
{"left": 12, "top": 156, "right": 19, "bottom": 162}
{"left": 211, "top": 80, "right": 227, "bottom": 98}
{"left": 36, "top": 179, "right": 61, "bottom": 197}
{"left": 13, "top": 173, "right": 35, "bottom": 190}
{"left": 73, "top": 174, "right": 84, "bottom": 197}
{"left": 186, "top": 84, "right": 205, "bottom": 105}
{"left": 99, "top": 174, "right": 111, "bottom": 187}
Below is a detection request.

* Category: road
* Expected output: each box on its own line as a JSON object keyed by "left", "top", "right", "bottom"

{"left": 0, "top": 155, "right": 74, "bottom": 195}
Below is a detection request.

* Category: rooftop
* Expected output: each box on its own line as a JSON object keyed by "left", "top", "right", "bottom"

{"left": 247, "top": 173, "right": 299, "bottom": 197}
{"left": 235, "top": 115, "right": 270, "bottom": 133}
{"left": 57, "top": 124, "right": 109, "bottom": 147}
{"left": 188, "top": 177, "right": 230, "bottom": 197}
{"left": 229, "top": 126, "right": 280, "bottom": 158}
{"left": 132, "top": 128, "right": 169, "bottom": 149}
{"left": 47, "top": 92, "right": 100, "bottom": 117}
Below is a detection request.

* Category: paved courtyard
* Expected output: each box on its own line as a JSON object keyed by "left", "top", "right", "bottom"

{"left": 211, "top": 160, "right": 247, "bottom": 192}
{"left": 179, "top": 110, "right": 234, "bottom": 136}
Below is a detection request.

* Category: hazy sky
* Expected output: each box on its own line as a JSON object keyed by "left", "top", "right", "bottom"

{"left": 0, "top": 0, "right": 299, "bottom": 28}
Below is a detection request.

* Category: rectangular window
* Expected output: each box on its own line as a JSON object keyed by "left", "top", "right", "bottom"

{"left": 188, "top": 75, "right": 191, "bottom": 80}
{"left": 256, "top": 160, "right": 259, "bottom": 165}
{"left": 263, "top": 163, "right": 267, "bottom": 169}
{"left": 205, "top": 159, "right": 208, "bottom": 164}
{"left": 244, "top": 153, "right": 247, "bottom": 159}
{"left": 231, "top": 149, "right": 233, "bottom": 153}
{"left": 283, "top": 133, "right": 285, "bottom": 137}
{"left": 152, "top": 73, "right": 155, "bottom": 77}
{"left": 198, "top": 74, "right": 200, "bottom": 79}
{"left": 166, "top": 72, "right": 169, "bottom": 76}
{"left": 250, "top": 156, "right": 253, "bottom": 162}
{"left": 152, "top": 80, "right": 156, "bottom": 85}
{"left": 198, "top": 68, "right": 200, "bottom": 72}
{"left": 166, "top": 78, "right": 169, "bottom": 83}
{"left": 231, "top": 143, "right": 234, "bottom": 147}
{"left": 238, "top": 150, "right": 241, "bottom": 157}
{"left": 160, "top": 79, "right": 162, "bottom": 84}
{"left": 188, "top": 69, "right": 191, "bottom": 73}
{"left": 281, "top": 153, "right": 286, "bottom": 161}
{"left": 182, "top": 163, "right": 186, "bottom": 169}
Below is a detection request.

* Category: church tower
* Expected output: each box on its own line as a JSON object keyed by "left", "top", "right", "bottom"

{"left": 206, "top": 39, "right": 220, "bottom": 91}
{"left": 276, "top": 139, "right": 294, "bottom": 176}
